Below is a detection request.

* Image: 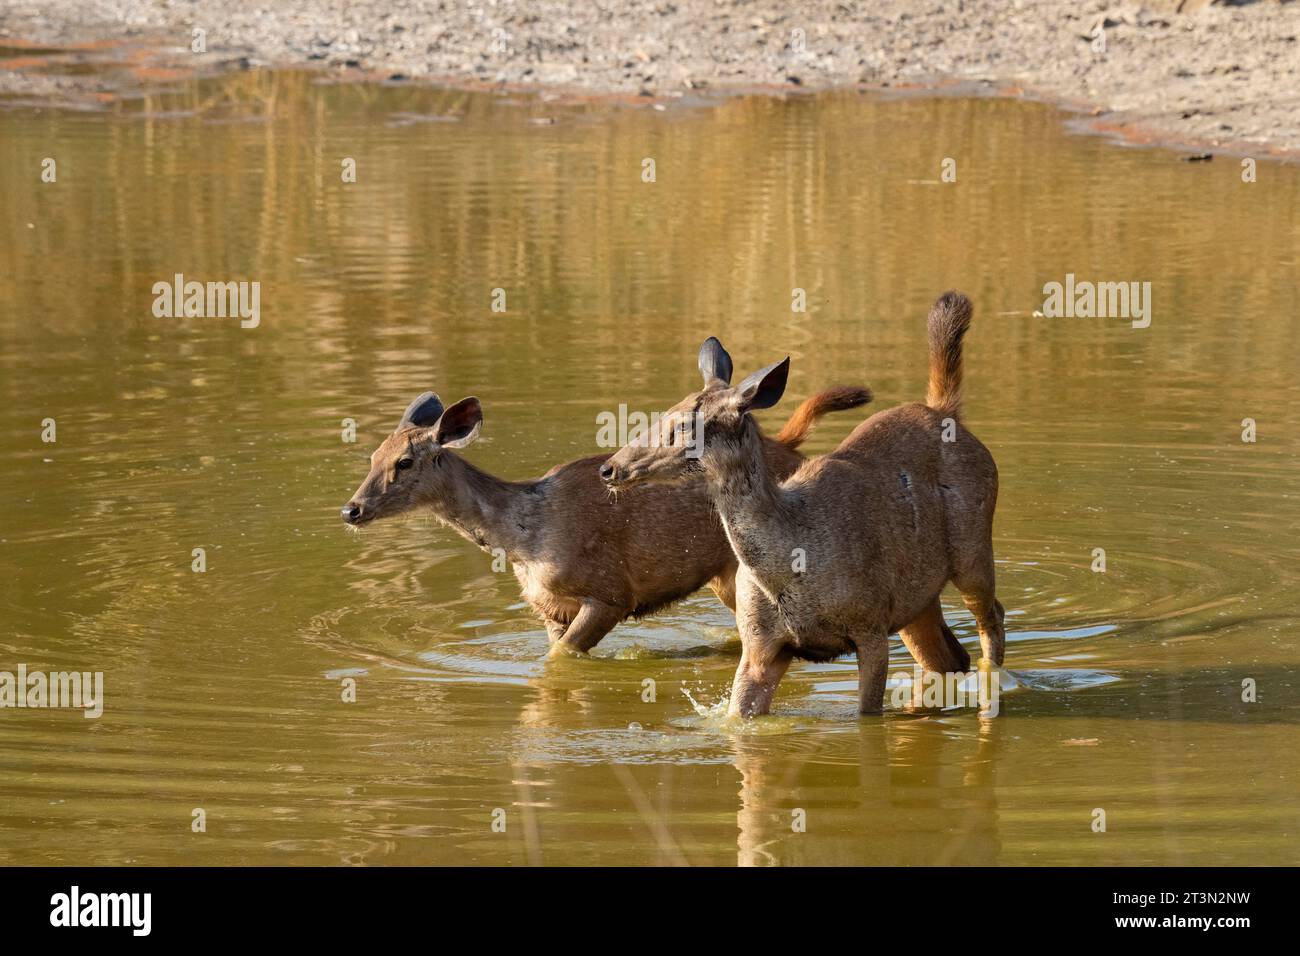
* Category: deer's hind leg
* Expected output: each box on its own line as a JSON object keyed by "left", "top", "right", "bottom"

{"left": 942, "top": 476, "right": 1006, "bottom": 668}
{"left": 951, "top": 550, "right": 1005, "bottom": 668}
{"left": 898, "top": 596, "right": 971, "bottom": 674}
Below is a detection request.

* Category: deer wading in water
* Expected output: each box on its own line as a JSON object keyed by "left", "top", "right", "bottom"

{"left": 600, "top": 291, "right": 1004, "bottom": 716}
{"left": 341, "top": 372, "right": 948, "bottom": 658}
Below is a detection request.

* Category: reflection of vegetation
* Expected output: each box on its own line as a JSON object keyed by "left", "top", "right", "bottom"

{"left": 5, "top": 72, "right": 1297, "bottom": 418}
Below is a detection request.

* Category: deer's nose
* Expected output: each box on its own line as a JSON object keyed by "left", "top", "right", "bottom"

{"left": 599, "top": 462, "right": 617, "bottom": 483}
{"left": 341, "top": 503, "right": 362, "bottom": 523}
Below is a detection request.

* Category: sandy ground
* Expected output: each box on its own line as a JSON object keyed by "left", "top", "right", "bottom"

{"left": 1, "top": 1, "right": 1298, "bottom": 155}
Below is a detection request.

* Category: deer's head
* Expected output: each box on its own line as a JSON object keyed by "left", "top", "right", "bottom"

{"left": 599, "top": 337, "right": 789, "bottom": 489}
{"left": 341, "top": 391, "right": 483, "bottom": 526}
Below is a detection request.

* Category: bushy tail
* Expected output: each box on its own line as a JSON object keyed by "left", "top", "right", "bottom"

{"left": 776, "top": 385, "right": 873, "bottom": 449}
{"left": 925, "top": 290, "right": 974, "bottom": 421}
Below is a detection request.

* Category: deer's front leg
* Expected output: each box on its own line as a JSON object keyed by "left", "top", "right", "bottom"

{"left": 728, "top": 644, "right": 793, "bottom": 718}
{"left": 548, "top": 599, "right": 625, "bottom": 656}
{"left": 727, "top": 574, "right": 792, "bottom": 717}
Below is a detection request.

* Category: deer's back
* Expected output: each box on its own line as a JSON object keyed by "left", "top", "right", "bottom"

{"left": 808, "top": 402, "right": 996, "bottom": 496}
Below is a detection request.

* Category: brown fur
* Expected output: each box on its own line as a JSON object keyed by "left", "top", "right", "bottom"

{"left": 603, "top": 291, "right": 1004, "bottom": 716}
{"left": 775, "top": 386, "right": 874, "bottom": 448}
{"left": 341, "top": 388, "right": 870, "bottom": 654}
{"left": 925, "top": 290, "right": 972, "bottom": 422}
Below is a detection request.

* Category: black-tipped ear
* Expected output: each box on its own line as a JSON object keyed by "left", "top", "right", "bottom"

{"left": 434, "top": 397, "right": 483, "bottom": 449}
{"left": 698, "top": 337, "right": 734, "bottom": 387}
{"left": 398, "top": 391, "right": 445, "bottom": 430}
{"left": 734, "top": 358, "right": 790, "bottom": 412}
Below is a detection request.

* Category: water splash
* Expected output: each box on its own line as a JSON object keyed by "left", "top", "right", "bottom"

{"left": 677, "top": 685, "right": 807, "bottom": 735}
{"left": 681, "top": 684, "right": 727, "bottom": 719}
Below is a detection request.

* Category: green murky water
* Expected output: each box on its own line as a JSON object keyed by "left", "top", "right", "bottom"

{"left": 1, "top": 71, "right": 1297, "bottom": 865}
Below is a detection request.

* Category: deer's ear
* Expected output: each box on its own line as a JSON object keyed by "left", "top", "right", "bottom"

{"left": 733, "top": 358, "right": 789, "bottom": 412}
{"left": 698, "top": 337, "right": 734, "bottom": 387}
{"left": 398, "top": 391, "right": 445, "bottom": 430}
{"left": 434, "top": 397, "right": 483, "bottom": 449}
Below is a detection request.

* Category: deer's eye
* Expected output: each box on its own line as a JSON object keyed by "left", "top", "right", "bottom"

{"left": 395, "top": 458, "right": 414, "bottom": 472}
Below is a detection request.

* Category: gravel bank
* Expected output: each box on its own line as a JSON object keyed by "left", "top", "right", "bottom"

{"left": 2, "top": 1, "right": 1299, "bottom": 155}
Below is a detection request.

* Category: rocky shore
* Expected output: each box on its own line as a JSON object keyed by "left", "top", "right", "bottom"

{"left": 2, "top": 1, "right": 1298, "bottom": 155}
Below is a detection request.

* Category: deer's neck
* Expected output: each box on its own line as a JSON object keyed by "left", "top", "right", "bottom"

{"left": 705, "top": 418, "right": 798, "bottom": 586}
{"left": 429, "top": 455, "right": 541, "bottom": 561}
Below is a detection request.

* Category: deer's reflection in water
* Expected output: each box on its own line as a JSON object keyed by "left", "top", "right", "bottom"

{"left": 732, "top": 716, "right": 1003, "bottom": 866}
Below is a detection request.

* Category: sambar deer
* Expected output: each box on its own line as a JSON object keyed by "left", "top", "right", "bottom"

{"left": 601, "top": 291, "right": 1003, "bottom": 716}
{"left": 341, "top": 373, "right": 893, "bottom": 656}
